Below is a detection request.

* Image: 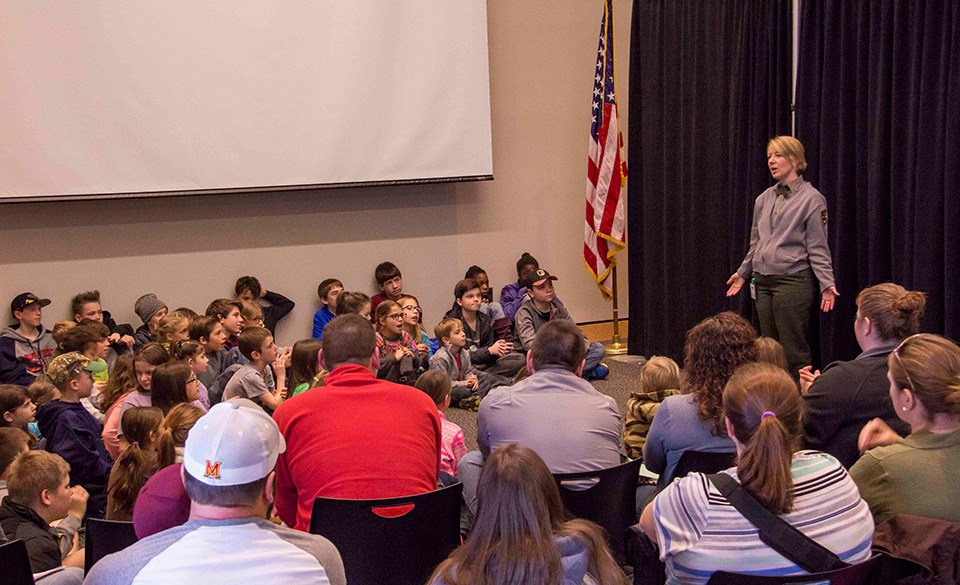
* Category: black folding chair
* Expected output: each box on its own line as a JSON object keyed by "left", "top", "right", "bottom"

{"left": 664, "top": 450, "right": 737, "bottom": 485}
{"left": 553, "top": 457, "right": 643, "bottom": 563}
{"left": 0, "top": 539, "right": 35, "bottom": 585}
{"left": 706, "top": 553, "right": 885, "bottom": 584}
{"left": 309, "top": 483, "right": 463, "bottom": 585}
{"left": 84, "top": 518, "right": 138, "bottom": 574}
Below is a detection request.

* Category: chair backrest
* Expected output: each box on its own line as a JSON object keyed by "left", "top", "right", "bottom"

{"left": 309, "top": 483, "right": 463, "bottom": 585}
{"left": 668, "top": 450, "right": 737, "bottom": 484}
{"left": 0, "top": 539, "right": 35, "bottom": 585}
{"left": 84, "top": 518, "right": 139, "bottom": 574}
{"left": 552, "top": 457, "right": 643, "bottom": 562}
{"left": 706, "top": 553, "right": 885, "bottom": 584}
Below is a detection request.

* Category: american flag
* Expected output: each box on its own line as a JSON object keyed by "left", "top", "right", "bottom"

{"left": 584, "top": 0, "right": 626, "bottom": 300}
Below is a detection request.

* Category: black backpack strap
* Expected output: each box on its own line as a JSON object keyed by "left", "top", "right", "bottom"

{"left": 707, "top": 473, "right": 847, "bottom": 574}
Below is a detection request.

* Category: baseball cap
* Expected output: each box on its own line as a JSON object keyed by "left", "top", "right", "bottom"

{"left": 46, "top": 352, "right": 108, "bottom": 387}
{"left": 521, "top": 268, "right": 558, "bottom": 289}
{"left": 183, "top": 399, "right": 286, "bottom": 486}
{"left": 11, "top": 293, "right": 51, "bottom": 315}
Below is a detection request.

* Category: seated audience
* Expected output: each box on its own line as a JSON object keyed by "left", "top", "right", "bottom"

{"left": 460, "top": 320, "right": 621, "bottom": 521}
{"left": 851, "top": 333, "right": 960, "bottom": 525}
{"left": 623, "top": 356, "right": 681, "bottom": 460}
{"left": 802, "top": 283, "right": 923, "bottom": 468}
{"left": 272, "top": 314, "right": 441, "bottom": 531}
{"left": 429, "top": 443, "right": 624, "bottom": 585}
{"left": 638, "top": 363, "right": 874, "bottom": 585}
{"left": 85, "top": 399, "right": 346, "bottom": 585}
{"left": 374, "top": 300, "right": 423, "bottom": 384}
{"left": 149, "top": 361, "right": 205, "bottom": 415}
{"left": 131, "top": 403, "right": 203, "bottom": 538}
{"left": 0, "top": 450, "right": 87, "bottom": 581}
{"left": 399, "top": 295, "right": 432, "bottom": 359}
{"left": 431, "top": 317, "right": 509, "bottom": 410}
{"left": 415, "top": 370, "right": 466, "bottom": 479}
{"left": 222, "top": 327, "right": 286, "bottom": 411}
{"left": 108, "top": 344, "right": 168, "bottom": 457}
{"left": 312, "top": 278, "right": 343, "bottom": 341}
{"left": 189, "top": 315, "right": 228, "bottom": 390}
{"left": 205, "top": 298, "right": 243, "bottom": 351}
{"left": 239, "top": 300, "right": 265, "bottom": 331}
{"left": 754, "top": 336, "right": 789, "bottom": 372}
{"left": 644, "top": 312, "right": 755, "bottom": 487}
{"left": 156, "top": 311, "right": 191, "bottom": 349}
{"left": 235, "top": 275, "right": 295, "bottom": 336}
{"left": 1, "top": 293, "right": 56, "bottom": 385}
{"left": 463, "top": 265, "right": 509, "bottom": 330}
{"left": 370, "top": 261, "right": 418, "bottom": 317}
{"left": 70, "top": 290, "right": 135, "bottom": 355}
{"left": 99, "top": 355, "right": 139, "bottom": 459}
{"left": 35, "top": 352, "right": 111, "bottom": 518}
{"left": 59, "top": 320, "right": 111, "bottom": 421}
{"left": 106, "top": 407, "right": 163, "bottom": 520}
{"left": 446, "top": 279, "right": 525, "bottom": 379}
{"left": 287, "top": 339, "right": 324, "bottom": 397}
{"left": 133, "top": 293, "right": 168, "bottom": 351}
{"left": 499, "top": 252, "right": 541, "bottom": 322}
{"left": 514, "top": 268, "right": 607, "bottom": 379}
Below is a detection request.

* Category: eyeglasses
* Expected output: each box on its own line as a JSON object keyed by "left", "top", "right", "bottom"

{"left": 402, "top": 305, "right": 422, "bottom": 313}
{"left": 892, "top": 334, "right": 922, "bottom": 391}
{"left": 387, "top": 313, "right": 404, "bottom": 321}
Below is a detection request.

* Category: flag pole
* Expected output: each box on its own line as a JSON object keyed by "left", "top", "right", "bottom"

{"left": 604, "top": 264, "right": 628, "bottom": 355}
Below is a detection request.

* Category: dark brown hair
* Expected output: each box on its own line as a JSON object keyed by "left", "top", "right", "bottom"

{"left": 723, "top": 362, "right": 802, "bottom": 514}
{"left": 888, "top": 334, "right": 960, "bottom": 419}
{"left": 335, "top": 291, "right": 371, "bottom": 316}
{"left": 856, "top": 283, "right": 926, "bottom": 341}
{"left": 429, "top": 443, "right": 623, "bottom": 585}
{"left": 59, "top": 320, "right": 110, "bottom": 354}
{"left": 238, "top": 327, "right": 272, "bottom": 361}
{"left": 0, "top": 384, "right": 31, "bottom": 427}
{"left": 188, "top": 315, "right": 221, "bottom": 342}
{"left": 70, "top": 291, "right": 101, "bottom": 317}
{"left": 150, "top": 361, "right": 193, "bottom": 415}
{"left": 454, "top": 278, "right": 481, "bottom": 300}
{"left": 288, "top": 339, "right": 323, "bottom": 392}
{"left": 530, "top": 320, "right": 585, "bottom": 373}
{"left": 684, "top": 312, "right": 758, "bottom": 435}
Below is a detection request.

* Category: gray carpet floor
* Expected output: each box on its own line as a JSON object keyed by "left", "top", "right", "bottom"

{"left": 445, "top": 358, "right": 644, "bottom": 451}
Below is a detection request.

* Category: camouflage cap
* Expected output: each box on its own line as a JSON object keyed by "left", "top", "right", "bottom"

{"left": 46, "top": 351, "right": 107, "bottom": 387}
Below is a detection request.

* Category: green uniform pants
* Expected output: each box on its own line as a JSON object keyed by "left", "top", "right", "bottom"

{"left": 754, "top": 268, "right": 817, "bottom": 376}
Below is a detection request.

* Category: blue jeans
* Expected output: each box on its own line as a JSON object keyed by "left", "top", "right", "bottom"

{"left": 583, "top": 341, "right": 605, "bottom": 375}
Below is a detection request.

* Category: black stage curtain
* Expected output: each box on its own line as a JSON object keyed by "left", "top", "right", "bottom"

{"left": 627, "top": 0, "right": 793, "bottom": 360}
{"left": 795, "top": 0, "right": 960, "bottom": 361}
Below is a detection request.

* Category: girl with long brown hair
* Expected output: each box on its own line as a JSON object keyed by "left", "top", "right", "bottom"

{"left": 429, "top": 443, "right": 623, "bottom": 585}
{"left": 640, "top": 363, "right": 873, "bottom": 585}
{"left": 106, "top": 406, "right": 163, "bottom": 520}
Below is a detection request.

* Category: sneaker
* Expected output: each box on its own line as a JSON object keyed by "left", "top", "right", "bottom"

{"left": 586, "top": 363, "right": 610, "bottom": 381}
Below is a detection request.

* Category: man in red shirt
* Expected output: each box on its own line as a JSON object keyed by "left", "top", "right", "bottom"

{"left": 273, "top": 314, "right": 441, "bottom": 531}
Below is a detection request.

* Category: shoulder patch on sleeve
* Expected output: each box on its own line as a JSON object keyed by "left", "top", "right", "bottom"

{"left": 821, "top": 208, "right": 828, "bottom": 225}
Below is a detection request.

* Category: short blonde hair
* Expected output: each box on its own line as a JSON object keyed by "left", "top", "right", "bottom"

{"left": 640, "top": 356, "right": 680, "bottom": 394}
{"left": 767, "top": 135, "right": 807, "bottom": 173}
{"left": 6, "top": 450, "right": 70, "bottom": 505}
{"left": 434, "top": 318, "right": 462, "bottom": 342}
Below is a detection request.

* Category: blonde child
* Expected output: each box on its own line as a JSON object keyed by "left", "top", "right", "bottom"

{"left": 415, "top": 370, "right": 466, "bottom": 479}
{"left": 623, "top": 356, "right": 681, "bottom": 459}
{"left": 240, "top": 300, "right": 265, "bottom": 331}
{"left": 106, "top": 406, "right": 163, "bottom": 520}
{"left": 398, "top": 295, "right": 432, "bottom": 359}
{"left": 157, "top": 311, "right": 190, "bottom": 350}
{"left": 430, "top": 317, "right": 511, "bottom": 411}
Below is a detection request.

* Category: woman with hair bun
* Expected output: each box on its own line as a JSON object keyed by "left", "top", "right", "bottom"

{"left": 429, "top": 443, "right": 624, "bottom": 585}
{"left": 801, "top": 283, "right": 925, "bottom": 467}
{"left": 640, "top": 363, "right": 874, "bottom": 585}
{"left": 851, "top": 334, "right": 960, "bottom": 525}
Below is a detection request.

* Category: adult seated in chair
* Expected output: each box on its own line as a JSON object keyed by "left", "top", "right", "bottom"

{"left": 638, "top": 363, "right": 874, "bottom": 585}
{"left": 643, "top": 312, "right": 754, "bottom": 488}
{"left": 84, "top": 399, "right": 345, "bottom": 585}
{"left": 851, "top": 333, "right": 960, "bottom": 525}
{"left": 459, "top": 319, "right": 621, "bottom": 523}
{"left": 272, "top": 314, "right": 441, "bottom": 532}
{"left": 801, "top": 283, "right": 922, "bottom": 468}
{"left": 430, "top": 443, "right": 624, "bottom": 585}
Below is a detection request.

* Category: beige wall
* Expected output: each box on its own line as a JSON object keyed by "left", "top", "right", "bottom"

{"left": 0, "top": 0, "right": 632, "bottom": 344}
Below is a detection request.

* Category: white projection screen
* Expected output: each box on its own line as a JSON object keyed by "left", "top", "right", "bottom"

{"left": 0, "top": 1, "right": 493, "bottom": 202}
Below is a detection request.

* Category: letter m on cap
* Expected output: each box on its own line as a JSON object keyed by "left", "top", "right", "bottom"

{"left": 204, "top": 460, "right": 222, "bottom": 479}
